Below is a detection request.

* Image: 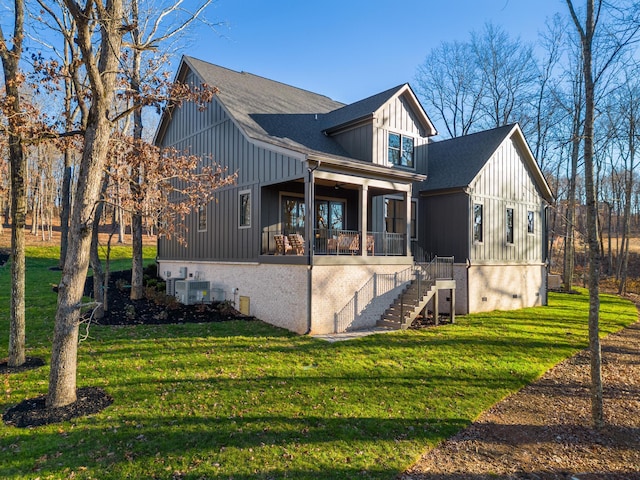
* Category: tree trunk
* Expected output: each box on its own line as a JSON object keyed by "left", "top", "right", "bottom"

{"left": 8, "top": 118, "right": 26, "bottom": 368}
{"left": 566, "top": 0, "right": 603, "bottom": 429}
{"left": 47, "top": 0, "right": 123, "bottom": 408}
{"left": 131, "top": 210, "right": 144, "bottom": 299}
{"left": 130, "top": 10, "right": 144, "bottom": 301}
{"left": 89, "top": 175, "right": 109, "bottom": 320}
{"left": 1, "top": 0, "right": 27, "bottom": 368}
{"left": 59, "top": 147, "right": 73, "bottom": 269}
{"left": 563, "top": 141, "right": 578, "bottom": 292}
{"left": 48, "top": 112, "right": 113, "bottom": 407}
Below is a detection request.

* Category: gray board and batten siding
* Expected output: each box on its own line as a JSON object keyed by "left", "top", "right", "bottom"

{"left": 157, "top": 68, "right": 309, "bottom": 262}
{"left": 419, "top": 124, "right": 553, "bottom": 265}
{"left": 469, "top": 134, "right": 547, "bottom": 263}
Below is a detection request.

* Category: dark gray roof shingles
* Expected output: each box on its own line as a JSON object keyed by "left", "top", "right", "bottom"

{"left": 423, "top": 124, "right": 516, "bottom": 192}
{"left": 184, "top": 57, "right": 407, "bottom": 159}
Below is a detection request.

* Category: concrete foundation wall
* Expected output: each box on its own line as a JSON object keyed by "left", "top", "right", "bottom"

{"left": 158, "top": 260, "right": 413, "bottom": 335}
{"left": 159, "top": 261, "right": 309, "bottom": 333}
{"left": 311, "top": 264, "right": 413, "bottom": 333}
{"left": 453, "top": 265, "right": 470, "bottom": 315}
{"left": 466, "top": 263, "right": 545, "bottom": 313}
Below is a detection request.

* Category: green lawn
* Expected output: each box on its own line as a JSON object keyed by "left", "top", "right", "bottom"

{"left": 0, "top": 247, "right": 637, "bottom": 479}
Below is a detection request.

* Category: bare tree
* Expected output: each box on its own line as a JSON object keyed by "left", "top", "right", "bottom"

{"left": 415, "top": 41, "right": 483, "bottom": 137}
{"left": 471, "top": 22, "right": 539, "bottom": 130}
{"left": 0, "top": 0, "right": 27, "bottom": 367}
{"left": 565, "top": 0, "right": 640, "bottom": 429}
{"left": 606, "top": 68, "right": 640, "bottom": 293}
{"left": 47, "top": 0, "right": 125, "bottom": 408}
{"left": 562, "top": 58, "right": 584, "bottom": 293}
{"left": 123, "top": 0, "right": 216, "bottom": 300}
{"left": 415, "top": 22, "right": 539, "bottom": 138}
{"left": 35, "top": 0, "right": 89, "bottom": 269}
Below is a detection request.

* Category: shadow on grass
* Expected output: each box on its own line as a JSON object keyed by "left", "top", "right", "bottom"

{"left": 0, "top": 414, "right": 470, "bottom": 479}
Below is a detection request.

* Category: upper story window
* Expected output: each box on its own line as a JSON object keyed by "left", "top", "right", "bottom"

{"left": 388, "top": 132, "right": 414, "bottom": 168}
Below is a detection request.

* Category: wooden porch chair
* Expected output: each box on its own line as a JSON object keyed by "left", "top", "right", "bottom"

{"left": 366, "top": 234, "right": 375, "bottom": 255}
{"left": 274, "top": 234, "right": 292, "bottom": 255}
{"left": 287, "top": 233, "right": 305, "bottom": 255}
{"left": 348, "top": 234, "right": 360, "bottom": 254}
{"left": 335, "top": 233, "right": 360, "bottom": 254}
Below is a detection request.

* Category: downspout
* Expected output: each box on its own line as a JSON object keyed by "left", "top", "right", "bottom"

{"left": 305, "top": 159, "right": 321, "bottom": 334}
{"left": 465, "top": 187, "right": 472, "bottom": 315}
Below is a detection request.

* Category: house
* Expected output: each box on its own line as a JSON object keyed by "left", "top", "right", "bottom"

{"left": 154, "top": 56, "right": 552, "bottom": 334}
{"left": 419, "top": 124, "right": 554, "bottom": 314}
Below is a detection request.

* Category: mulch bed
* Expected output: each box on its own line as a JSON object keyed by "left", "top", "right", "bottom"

{"left": 0, "top": 250, "right": 8, "bottom": 267}
{"left": 3, "top": 387, "right": 113, "bottom": 428}
{"left": 2, "top": 268, "right": 252, "bottom": 429}
{"left": 0, "top": 357, "right": 45, "bottom": 374}
{"left": 85, "top": 269, "right": 253, "bottom": 326}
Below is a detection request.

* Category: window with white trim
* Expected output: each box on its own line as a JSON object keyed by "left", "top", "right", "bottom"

{"left": 473, "top": 204, "right": 483, "bottom": 242}
{"left": 388, "top": 132, "right": 414, "bottom": 168}
{"left": 197, "top": 205, "right": 207, "bottom": 232}
{"left": 239, "top": 190, "right": 251, "bottom": 228}
{"left": 506, "top": 208, "right": 514, "bottom": 244}
{"left": 527, "top": 210, "right": 535, "bottom": 234}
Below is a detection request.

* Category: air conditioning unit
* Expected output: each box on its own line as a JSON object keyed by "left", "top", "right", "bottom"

{"left": 174, "top": 280, "right": 211, "bottom": 305}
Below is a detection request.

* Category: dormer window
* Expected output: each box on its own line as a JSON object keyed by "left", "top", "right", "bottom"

{"left": 388, "top": 132, "right": 414, "bottom": 168}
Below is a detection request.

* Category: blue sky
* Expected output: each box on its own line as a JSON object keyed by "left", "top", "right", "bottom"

{"left": 188, "top": 0, "right": 567, "bottom": 104}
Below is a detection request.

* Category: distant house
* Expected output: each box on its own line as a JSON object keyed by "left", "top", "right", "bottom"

{"left": 154, "top": 56, "right": 553, "bottom": 334}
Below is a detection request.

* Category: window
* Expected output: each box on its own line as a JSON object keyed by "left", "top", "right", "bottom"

{"left": 527, "top": 211, "right": 535, "bottom": 234}
{"left": 473, "top": 204, "right": 483, "bottom": 242}
{"left": 384, "top": 198, "right": 406, "bottom": 234}
{"left": 283, "top": 196, "right": 346, "bottom": 234}
{"left": 506, "top": 208, "right": 514, "bottom": 244}
{"left": 197, "top": 205, "right": 207, "bottom": 232}
{"left": 388, "top": 132, "right": 414, "bottom": 168}
{"left": 239, "top": 190, "right": 251, "bottom": 228}
{"left": 282, "top": 196, "right": 305, "bottom": 234}
{"left": 316, "top": 200, "right": 345, "bottom": 231}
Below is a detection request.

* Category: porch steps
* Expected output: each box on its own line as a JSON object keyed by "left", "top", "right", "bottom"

{"left": 377, "top": 277, "right": 438, "bottom": 330}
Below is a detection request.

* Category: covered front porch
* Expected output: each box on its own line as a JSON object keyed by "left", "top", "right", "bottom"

{"left": 260, "top": 160, "right": 418, "bottom": 263}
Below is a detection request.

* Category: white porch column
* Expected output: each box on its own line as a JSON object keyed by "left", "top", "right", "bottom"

{"left": 360, "top": 185, "right": 369, "bottom": 256}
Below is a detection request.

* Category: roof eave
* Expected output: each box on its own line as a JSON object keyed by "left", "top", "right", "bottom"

{"left": 322, "top": 113, "right": 374, "bottom": 136}
{"left": 153, "top": 56, "right": 204, "bottom": 146}
{"left": 419, "top": 186, "right": 468, "bottom": 197}
{"left": 308, "top": 153, "right": 427, "bottom": 182}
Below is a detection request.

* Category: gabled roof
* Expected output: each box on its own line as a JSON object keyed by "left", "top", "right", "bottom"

{"left": 322, "top": 84, "right": 437, "bottom": 136}
{"left": 156, "top": 56, "right": 436, "bottom": 166}
{"left": 422, "top": 124, "right": 553, "bottom": 202}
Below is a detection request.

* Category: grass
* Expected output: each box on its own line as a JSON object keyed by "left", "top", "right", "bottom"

{"left": 0, "top": 246, "right": 637, "bottom": 479}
